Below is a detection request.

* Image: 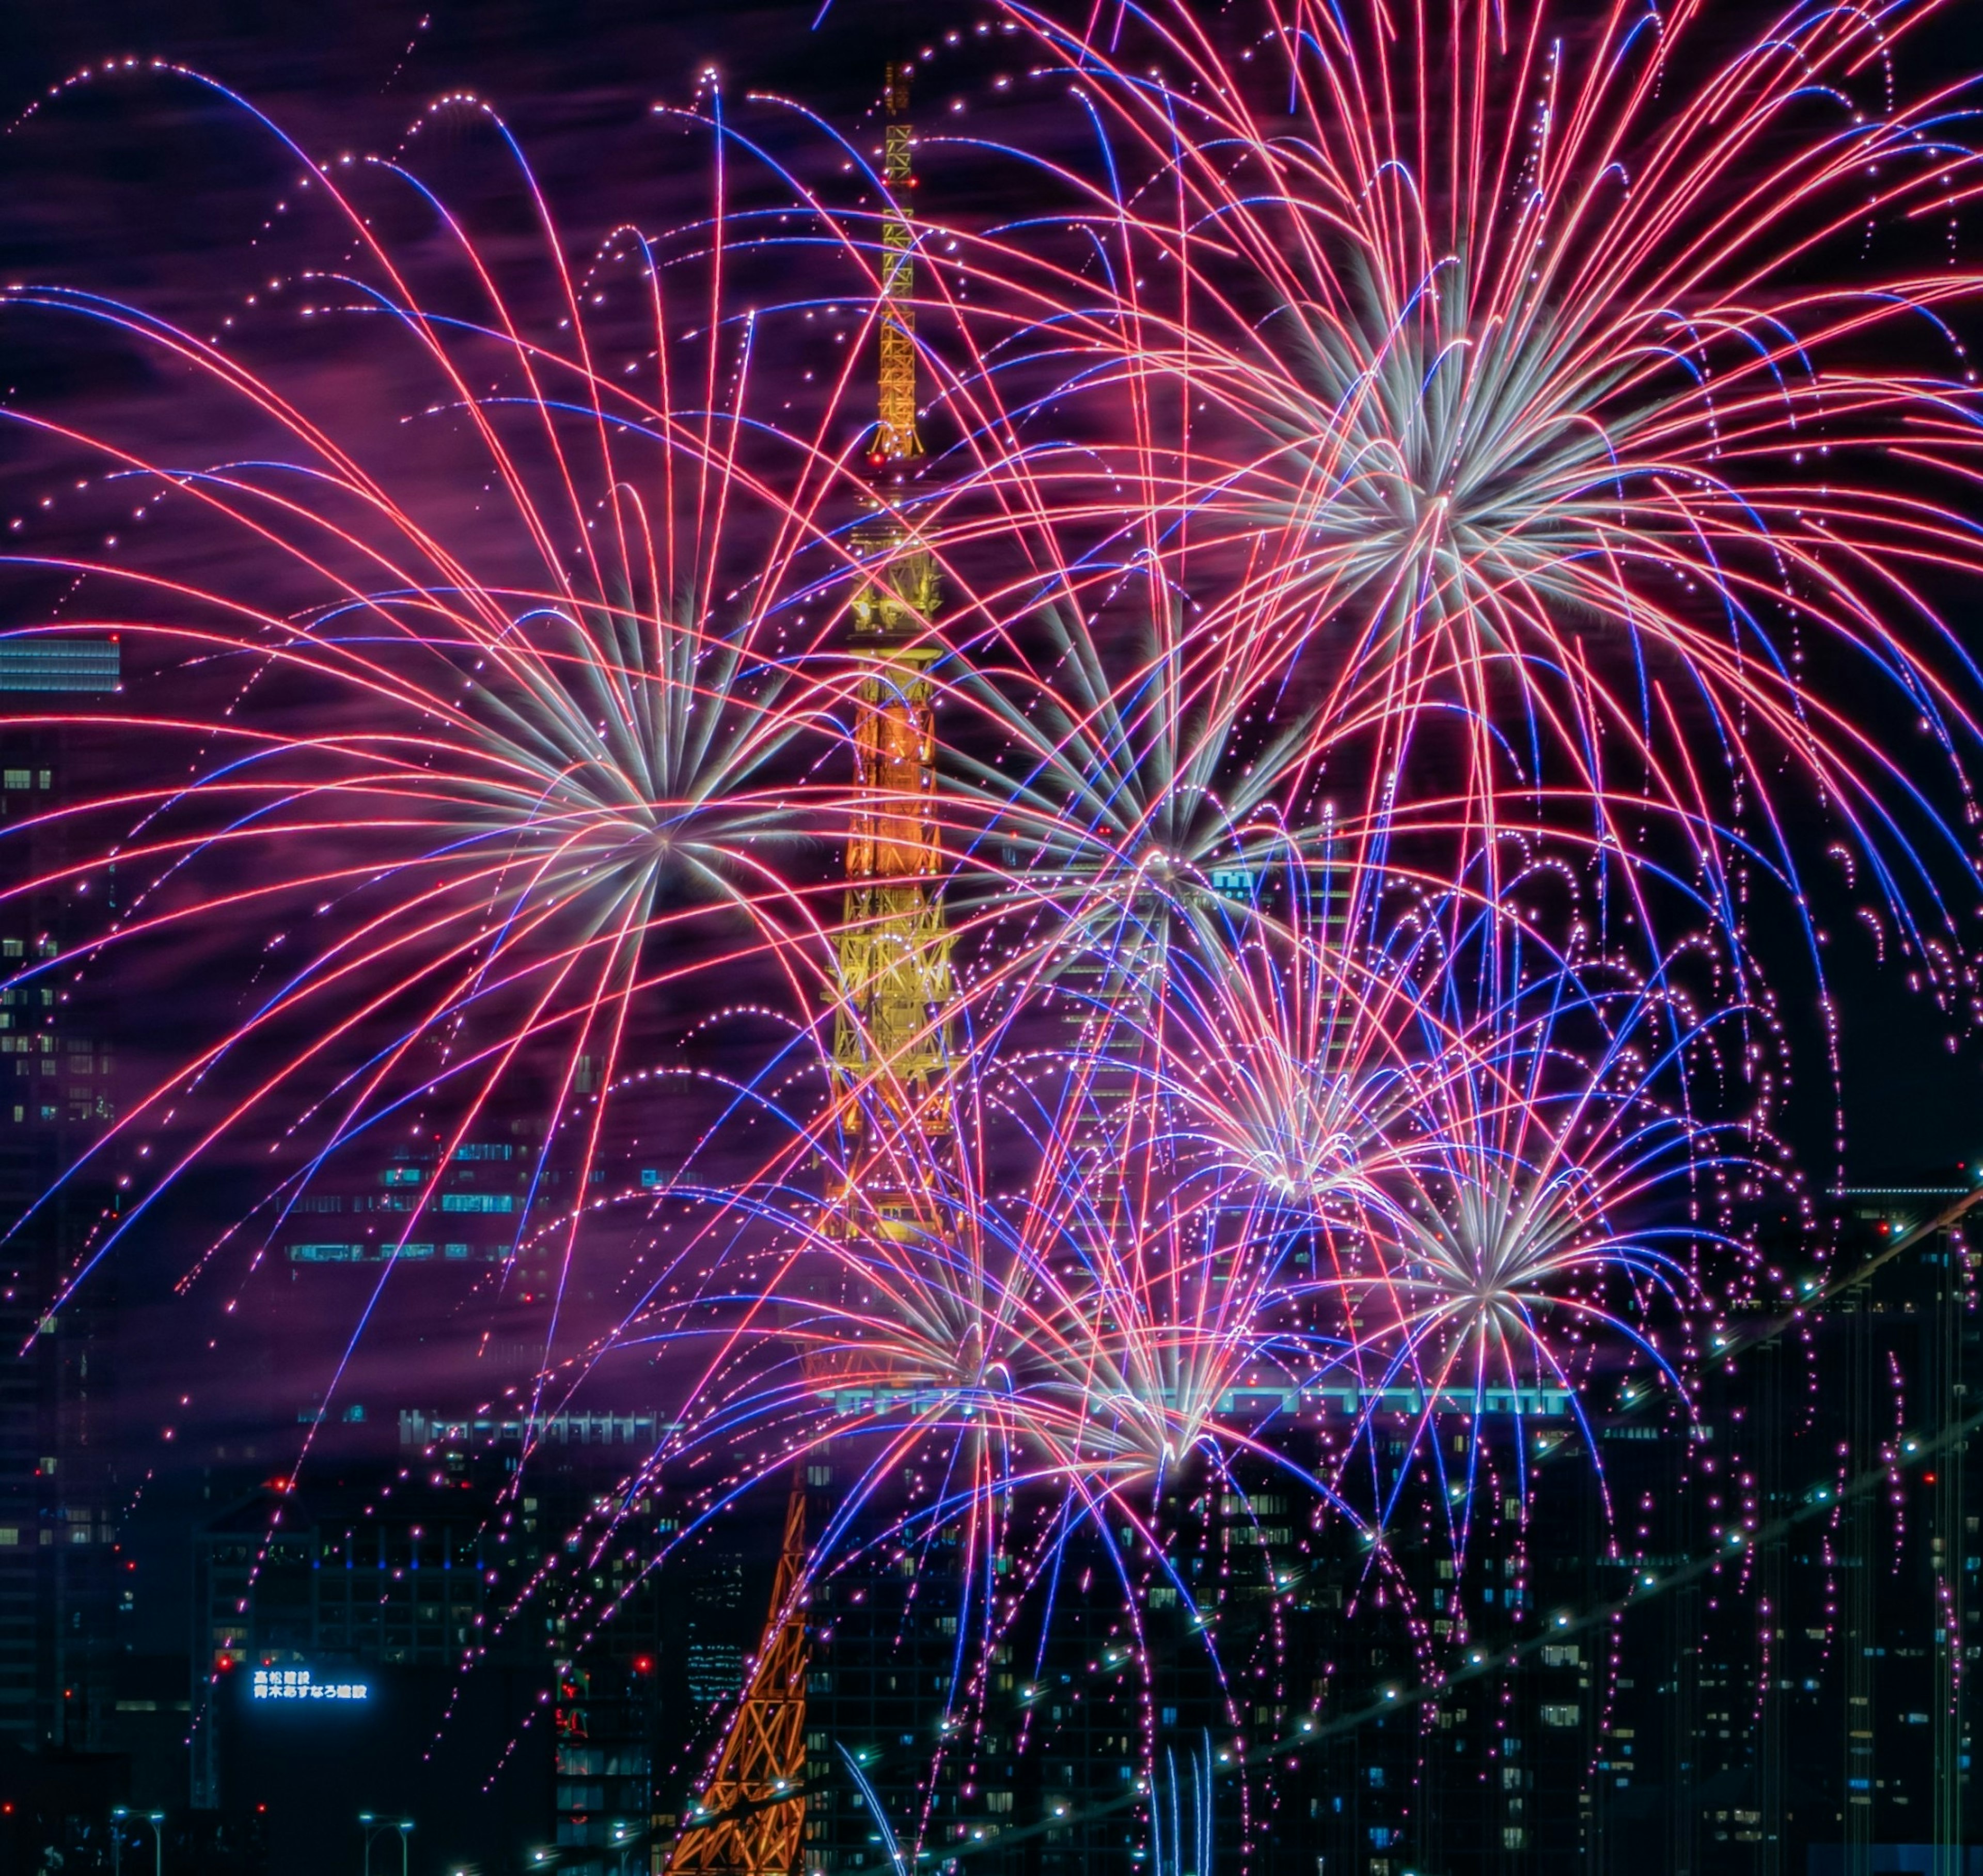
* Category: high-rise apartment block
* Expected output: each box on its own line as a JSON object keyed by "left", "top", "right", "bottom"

{"left": 0, "top": 634, "right": 122, "bottom": 1756}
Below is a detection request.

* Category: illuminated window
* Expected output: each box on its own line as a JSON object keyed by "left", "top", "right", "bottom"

{"left": 440, "top": 1192, "right": 513, "bottom": 1213}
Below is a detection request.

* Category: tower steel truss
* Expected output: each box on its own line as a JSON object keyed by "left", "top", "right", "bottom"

{"left": 662, "top": 1485, "right": 810, "bottom": 1876}
{"left": 833, "top": 60, "right": 951, "bottom": 1158}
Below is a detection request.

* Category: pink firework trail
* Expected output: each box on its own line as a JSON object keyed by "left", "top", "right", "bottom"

{"left": 1, "top": 0, "right": 1981, "bottom": 1851}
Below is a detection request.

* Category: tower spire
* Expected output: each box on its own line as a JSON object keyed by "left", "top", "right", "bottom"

{"left": 872, "top": 62, "right": 923, "bottom": 467}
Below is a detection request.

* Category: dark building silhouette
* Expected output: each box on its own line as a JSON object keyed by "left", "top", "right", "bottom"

{"left": 0, "top": 635, "right": 123, "bottom": 1761}
{"left": 766, "top": 1169, "right": 1983, "bottom": 1876}
{"left": 185, "top": 1410, "right": 673, "bottom": 1876}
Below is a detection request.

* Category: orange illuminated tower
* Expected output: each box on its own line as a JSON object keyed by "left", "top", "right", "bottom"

{"left": 662, "top": 67, "right": 947, "bottom": 1876}
{"left": 831, "top": 59, "right": 952, "bottom": 1168}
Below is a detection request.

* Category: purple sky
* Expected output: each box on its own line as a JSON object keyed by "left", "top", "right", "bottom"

{"left": 4, "top": 0, "right": 1980, "bottom": 1650}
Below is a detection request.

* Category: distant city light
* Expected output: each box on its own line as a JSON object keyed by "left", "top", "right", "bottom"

{"left": 251, "top": 1667, "right": 368, "bottom": 1702}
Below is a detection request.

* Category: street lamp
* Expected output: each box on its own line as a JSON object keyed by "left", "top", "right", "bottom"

{"left": 113, "top": 1811, "right": 165, "bottom": 1876}
{"left": 360, "top": 1815, "right": 415, "bottom": 1876}
{"left": 609, "top": 1822, "right": 643, "bottom": 1876}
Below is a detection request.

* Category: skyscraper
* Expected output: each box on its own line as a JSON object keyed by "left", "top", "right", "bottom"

{"left": 0, "top": 632, "right": 123, "bottom": 1755}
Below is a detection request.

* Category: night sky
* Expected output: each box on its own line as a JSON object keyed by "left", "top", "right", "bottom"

{"left": 5, "top": 0, "right": 1975, "bottom": 1184}
{"left": 0, "top": 0, "right": 955, "bottom": 1658}
{"left": 5, "top": 0, "right": 1983, "bottom": 1662}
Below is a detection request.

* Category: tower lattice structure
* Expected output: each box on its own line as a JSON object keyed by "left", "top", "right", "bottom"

{"left": 831, "top": 59, "right": 951, "bottom": 1168}
{"left": 661, "top": 1483, "right": 810, "bottom": 1876}
{"left": 662, "top": 66, "right": 949, "bottom": 1876}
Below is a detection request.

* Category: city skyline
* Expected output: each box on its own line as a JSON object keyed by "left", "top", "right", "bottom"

{"left": 5, "top": 3, "right": 1983, "bottom": 1875}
